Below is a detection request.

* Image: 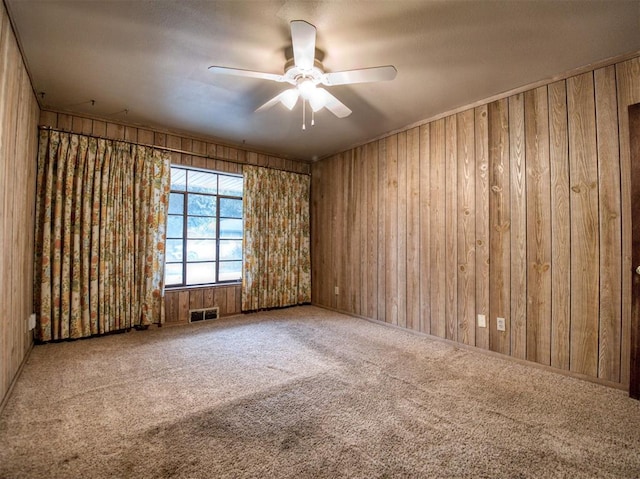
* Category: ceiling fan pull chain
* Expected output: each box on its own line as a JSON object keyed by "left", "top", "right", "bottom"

{"left": 302, "top": 100, "right": 306, "bottom": 130}
{"left": 312, "top": 109, "right": 315, "bottom": 127}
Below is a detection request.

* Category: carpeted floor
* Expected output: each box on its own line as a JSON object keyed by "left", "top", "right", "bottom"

{"left": 1, "top": 305, "right": 639, "bottom": 478}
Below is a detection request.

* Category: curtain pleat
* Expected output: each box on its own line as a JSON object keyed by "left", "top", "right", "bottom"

{"left": 242, "top": 165, "right": 310, "bottom": 311}
{"left": 34, "top": 130, "right": 170, "bottom": 342}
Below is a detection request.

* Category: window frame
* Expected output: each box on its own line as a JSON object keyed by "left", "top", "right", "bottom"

{"left": 164, "top": 165, "right": 243, "bottom": 289}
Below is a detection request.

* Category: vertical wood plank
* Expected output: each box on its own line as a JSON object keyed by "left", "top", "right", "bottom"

{"left": 39, "top": 110, "right": 57, "bottom": 128}
{"left": 406, "top": 127, "right": 421, "bottom": 331}
{"left": 366, "top": 141, "right": 379, "bottom": 319}
{"left": 616, "top": 57, "right": 640, "bottom": 387}
{"left": 203, "top": 287, "right": 215, "bottom": 308}
{"left": 475, "top": 105, "right": 490, "bottom": 350}
{"left": 430, "top": 119, "right": 446, "bottom": 338}
{"left": 419, "top": 124, "right": 431, "bottom": 334}
{"left": 567, "top": 72, "right": 600, "bottom": 377}
{"left": 595, "top": 65, "right": 622, "bottom": 382}
{"left": 357, "top": 146, "right": 367, "bottom": 316}
{"left": 124, "top": 126, "right": 138, "bottom": 143}
{"left": 548, "top": 80, "right": 571, "bottom": 371}
{"left": 106, "top": 122, "right": 124, "bottom": 140}
{"left": 488, "top": 99, "right": 511, "bottom": 355}
{"left": 397, "top": 131, "right": 407, "bottom": 328}
{"left": 509, "top": 93, "right": 527, "bottom": 360}
{"left": 57, "top": 113, "right": 72, "bottom": 130}
{"left": 177, "top": 291, "right": 189, "bottom": 323}
{"left": 214, "top": 287, "right": 228, "bottom": 315}
{"left": 457, "top": 110, "right": 475, "bottom": 346}
{"left": 189, "top": 289, "right": 204, "bottom": 310}
{"left": 226, "top": 287, "right": 236, "bottom": 314}
{"left": 445, "top": 116, "right": 458, "bottom": 341}
{"left": 377, "top": 140, "right": 387, "bottom": 322}
{"left": 92, "top": 120, "right": 106, "bottom": 137}
{"left": 164, "top": 292, "right": 178, "bottom": 323}
{"left": 525, "top": 86, "right": 552, "bottom": 366}
{"left": 385, "top": 135, "right": 399, "bottom": 324}
{"left": 311, "top": 161, "right": 321, "bottom": 305}
{"left": 349, "top": 149, "right": 361, "bottom": 314}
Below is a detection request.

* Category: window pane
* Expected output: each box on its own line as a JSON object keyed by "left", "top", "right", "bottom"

{"left": 168, "top": 193, "right": 184, "bottom": 215}
{"left": 220, "top": 218, "right": 242, "bottom": 238}
{"left": 170, "top": 167, "right": 186, "bottom": 191}
{"left": 186, "top": 239, "right": 216, "bottom": 261}
{"left": 164, "top": 263, "right": 183, "bottom": 286}
{"left": 188, "top": 194, "right": 216, "bottom": 216}
{"left": 166, "top": 239, "right": 183, "bottom": 262}
{"left": 219, "top": 261, "right": 242, "bottom": 282}
{"left": 167, "top": 215, "right": 184, "bottom": 238}
{"left": 220, "top": 198, "right": 242, "bottom": 218}
{"left": 219, "top": 175, "right": 243, "bottom": 196}
{"left": 187, "top": 262, "right": 216, "bottom": 285}
{"left": 187, "top": 217, "right": 216, "bottom": 239}
{"left": 219, "top": 240, "right": 242, "bottom": 261}
{"left": 188, "top": 170, "right": 217, "bottom": 194}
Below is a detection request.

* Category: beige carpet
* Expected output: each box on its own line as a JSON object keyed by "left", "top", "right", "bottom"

{"left": 1, "top": 306, "right": 639, "bottom": 478}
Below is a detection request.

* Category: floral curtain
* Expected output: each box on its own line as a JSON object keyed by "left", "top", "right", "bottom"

{"left": 242, "top": 165, "right": 311, "bottom": 311}
{"left": 34, "top": 130, "right": 170, "bottom": 341}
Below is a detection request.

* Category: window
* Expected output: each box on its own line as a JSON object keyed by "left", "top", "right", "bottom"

{"left": 165, "top": 166, "right": 243, "bottom": 287}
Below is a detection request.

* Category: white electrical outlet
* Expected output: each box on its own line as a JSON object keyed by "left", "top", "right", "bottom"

{"left": 496, "top": 317, "right": 506, "bottom": 332}
{"left": 28, "top": 313, "right": 36, "bottom": 330}
{"left": 477, "top": 314, "right": 486, "bottom": 328}
{"left": 334, "top": 286, "right": 339, "bottom": 295}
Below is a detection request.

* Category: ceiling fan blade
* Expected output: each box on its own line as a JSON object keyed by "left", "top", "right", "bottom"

{"left": 322, "top": 65, "right": 397, "bottom": 86}
{"left": 290, "top": 20, "right": 316, "bottom": 71}
{"left": 255, "top": 89, "right": 300, "bottom": 112}
{"left": 317, "top": 88, "right": 352, "bottom": 118}
{"left": 208, "top": 66, "right": 286, "bottom": 83}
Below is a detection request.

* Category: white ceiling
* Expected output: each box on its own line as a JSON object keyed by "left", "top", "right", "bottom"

{"left": 6, "top": 0, "right": 640, "bottom": 161}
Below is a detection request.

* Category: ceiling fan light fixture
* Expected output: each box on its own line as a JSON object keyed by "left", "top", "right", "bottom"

{"left": 297, "top": 78, "right": 317, "bottom": 100}
{"left": 309, "top": 88, "right": 326, "bottom": 112}
{"left": 281, "top": 89, "right": 300, "bottom": 110}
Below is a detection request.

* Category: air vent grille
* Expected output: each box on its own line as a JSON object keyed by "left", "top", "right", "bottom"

{"left": 189, "top": 307, "right": 220, "bottom": 323}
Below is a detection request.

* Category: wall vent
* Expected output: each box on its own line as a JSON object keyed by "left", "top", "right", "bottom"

{"left": 189, "top": 307, "right": 220, "bottom": 323}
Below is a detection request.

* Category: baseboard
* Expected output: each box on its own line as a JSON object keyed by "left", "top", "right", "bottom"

{"left": 312, "top": 303, "right": 627, "bottom": 393}
{"left": 0, "top": 340, "right": 35, "bottom": 416}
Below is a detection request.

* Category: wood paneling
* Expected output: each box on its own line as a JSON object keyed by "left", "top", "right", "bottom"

{"left": 406, "top": 128, "right": 420, "bottom": 331}
{"left": 311, "top": 54, "right": 640, "bottom": 388}
{"left": 567, "top": 72, "right": 600, "bottom": 378}
{"left": 164, "top": 285, "right": 241, "bottom": 324}
{"left": 430, "top": 119, "right": 446, "bottom": 338}
{"left": 525, "top": 86, "right": 551, "bottom": 366}
{"left": 474, "top": 105, "right": 490, "bottom": 350}
{"left": 456, "top": 110, "right": 475, "bottom": 346}
{"left": 509, "top": 93, "right": 526, "bottom": 360}
{"left": 418, "top": 125, "right": 431, "bottom": 334}
{"left": 595, "top": 65, "right": 622, "bottom": 382}
{"left": 445, "top": 116, "right": 458, "bottom": 341}
{"left": 488, "top": 99, "right": 510, "bottom": 356}
{"left": 0, "top": 2, "right": 40, "bottom": 407}
{"left": 548, "top": 80, "right": 571, "bottom": 371}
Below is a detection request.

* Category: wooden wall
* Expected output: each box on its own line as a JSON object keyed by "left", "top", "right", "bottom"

{"left": 312, "top": 55, "right": 640, "bottom": 387}
{"left": 0, "top": 3, "right": 40, "bottom": 407}
{"left": 38, "top": 110, "right": 310, "bottom": 326}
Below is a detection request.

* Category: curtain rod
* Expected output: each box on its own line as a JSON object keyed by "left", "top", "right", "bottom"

{"left": 38, "top": 125, "right": 310, "bottom": 175}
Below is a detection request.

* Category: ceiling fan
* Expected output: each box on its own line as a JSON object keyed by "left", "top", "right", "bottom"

{"left": 208, "top": 20, "right": 397, "bottom": 129}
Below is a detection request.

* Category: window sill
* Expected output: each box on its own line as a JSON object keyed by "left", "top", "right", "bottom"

{"left": 164, "top": 282, "right": 241, "bottom": 292}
